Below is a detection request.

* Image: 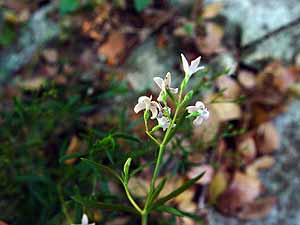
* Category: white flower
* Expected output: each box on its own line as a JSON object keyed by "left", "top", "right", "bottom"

{"left": 156, "top": 107, "right": 175, "bottom": 131}
{"left": 186, "top": 101, "right": 209, "bottom": 126}
{"left": 153, "top": 72, "right": 178, "bottom": 102}
{"left": 181, "top": 53, "right": 204, "bottom": 77}
{"left": 71, "top": 214, "right": 95, "bottom": 225}
{"left": 134, "top": 96, "right": 160, "bottom": 119}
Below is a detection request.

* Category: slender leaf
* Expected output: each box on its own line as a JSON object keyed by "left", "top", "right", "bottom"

{"left": 80, "top": 158, "right": 122, "bottom": 183}
{"left": 150, "top": 177, "right": 167, "bottom": 204}
{"left": 155, "top": 205, "right": 204, "bottom": 224}
{"left": 72, "top": 196, "right": 138, "bottom": 214}
{"left": 113, "top": 133, "right": 141, "bottom": 143}
{"left": 59, "top": 151, "right": 87, "bottom": 164}
{"left": 152, "top": 172, "right": 205, "bottom": 208}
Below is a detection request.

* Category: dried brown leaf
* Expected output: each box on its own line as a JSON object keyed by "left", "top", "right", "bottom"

{"left": 208, "top": 170, "right": 228, "bottom": 203}
{"left": 98, "top": 31, "right": 126, "bottom": 65}
{"left": 216, "top": 75, "right": 241, "bottom": 99}
{"left": 187, "top": 165, "right": 214, "bottom": 185}
{"left": 256, "top": 122, "right": 280, "bottom": 154}
{"left": 64, "top": 136, "right": 81, "bottom": 165}
{"left": 237, "top": 197, "right": 276, "bottom": 220}
{"left": 202, "top": 3, "right": 224, "bottom": 19}
{"left": 246, "top": 156, "right": 275, "bottom": 177}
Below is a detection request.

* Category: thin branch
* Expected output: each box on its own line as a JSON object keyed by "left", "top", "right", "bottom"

{"left": 241, "top": 16, "right": 300, "bottom": 52}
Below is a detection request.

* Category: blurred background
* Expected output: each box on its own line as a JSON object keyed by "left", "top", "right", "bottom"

{"left": 0, "top": 0, "right": 300, "bottom": 225}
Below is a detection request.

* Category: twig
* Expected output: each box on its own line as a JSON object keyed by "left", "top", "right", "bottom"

{"left": 241, "top": 16, "right": 300, "bottom": 52}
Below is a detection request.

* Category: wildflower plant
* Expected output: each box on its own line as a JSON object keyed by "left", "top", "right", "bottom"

{"left": 77, "top": 54, "right": 209, "bottom": 225}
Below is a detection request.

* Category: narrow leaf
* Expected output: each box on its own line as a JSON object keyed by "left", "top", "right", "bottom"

{"left": 150, "top": 177, "right": 167, "bottom": 203}
{"left": 81, "top": 158, "right": 122, "bottom": 183}
{"left": 155, "top": 206, "right": 204, "bottom": 224}
{"left": 152, "top": 172, "right": 205, "bottom": 208}
{"left": 72, "top": 196, "right": 138, "bottom": 214}
{"left": 123, "top": 157, "right": 132, "bottom": 183}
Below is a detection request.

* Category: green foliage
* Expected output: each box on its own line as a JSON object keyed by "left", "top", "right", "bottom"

{"left": 0, "top": 23, "right": 16, "bottom": 46}
{"left": 134, "top": 0, "right": 153, "bottom": 12}
{"left": 59, "top": 0, "right": 80, "bottom": 13}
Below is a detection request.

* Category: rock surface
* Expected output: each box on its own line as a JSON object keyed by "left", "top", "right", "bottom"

{"left": 0, "top": 4, "right": 59, "bottom": 83}
{"left": 205, "top": 0, "right": 300, "bottom": 63}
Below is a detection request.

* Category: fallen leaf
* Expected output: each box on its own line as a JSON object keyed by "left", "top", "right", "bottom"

{"left": 208, "top": 170, "right": 228, "bottom": 203}
{"left": 237, "top": 136, "right": 256, "bottom": 162}
{"left": 237, "top": 197, "right": 276, "bottom": 220}
{"left": 193, "top": 105, "right": 220, "bottom": 143}
{"left": 187, "top": 165, "right": 214, "bottom": 185}
{"left": 217, "top": 172, "right": 262, "bottom": 215}
{"left": 257, "top": 61, "right": 296, "bottom": 93}
{"left": 196, "top": 22, "right": 224, "bottom": 56}
{"left": 211, "top": 102, "right": 242, "bottom": 122}
{"left": 246, "top": 156, "right": 275, "bottom": 178}
{"left": 98, "top": 31, "right": 126, "bottom": 65}
{"left": 64, "top": 136, "right": 81, "bottom": 165}
{"left": 202, "top": 3, "right": 224, "bottom": 19}
{"left": 256, "top": 122, "right": 280, "bottom": 154}
{"left": 238, "top": 70, "right": 256, "bottom": 89}
{"left": 216, "top": 75, "right": 241, "bottom": 99}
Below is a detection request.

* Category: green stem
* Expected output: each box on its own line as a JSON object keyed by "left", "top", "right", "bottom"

{"left": 141, "top": 212, "right": 148, "bottom": 225}
{"left": 144, "top": 86, "right": 184, "bottom": 210}
{"left": 124, "top": 183, "right": 143, "bottom": 214}
{"left": 57, "top": 185, "right": 72, "bottom": 224}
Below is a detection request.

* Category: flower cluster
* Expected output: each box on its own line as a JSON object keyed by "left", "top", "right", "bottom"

{"left": 134, "top": 54, "right": 209, "bottom": 131}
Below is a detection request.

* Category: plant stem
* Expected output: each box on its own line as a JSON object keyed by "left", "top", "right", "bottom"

{"left": 141, "top": 212, "right": 148, "bottom": 225}
{"left": 123, "top": 183, "right": 143, "bottom": 214}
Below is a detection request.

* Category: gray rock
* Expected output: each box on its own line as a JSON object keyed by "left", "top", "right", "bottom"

{"left": 125, "top": 38, "right": 179, "bottom": 92}
{"left": 0, "top": 4, "right": 59, "bottom": 83}
{"left": 204, "top": 0, "right": 300, "bottom": 63}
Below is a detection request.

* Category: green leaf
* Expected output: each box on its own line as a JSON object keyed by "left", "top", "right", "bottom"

{"left": 0, "top": 24, "right": 16, "bottom": 46}
{"left": 134, "top": 0, "right": 152, "bottom": 12}
{"left": 150, "top": 177, "right": 167, "bottom": 204}
{"left": 155, "top": 205, "right": 204, "bottom": 224}
{"left": 113, "top": 133, "right": 141, "bottom": 143}
{"left": 59, "top": 151, "right": 87, "bottom": 164}
{"left": 152, "top": 172, "right": 205, "bottom": 208}
{"left": 123, "top": 157, "right": 132, "bottom": 183}
{"left": 59, "top": 0, "right": 80, "bottom": 13}
{"left": 156, "top": 205, "right": 184, "bottom": 217}
{"left": 72, "top": 196, "right": 138, "bottom": 214}
{"left": 80, "top": 158, "right": 122, "bottom": 183}
{"left": 182, "top": 90, "right": 194, "bottom": 105}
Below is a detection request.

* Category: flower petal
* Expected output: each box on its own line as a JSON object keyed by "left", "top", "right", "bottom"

{"left": 170, "top": 87, "right": 178, "bottom": 94}
{"left": 181, "top": 53, "right": 190, "bottom": 75}
{"left": 157, "top": 91, "right": 164, "bottom": 102}
{"left": 138, "top": 96, "right": 150, "bottom": 103}
{"left": 165, "top": 72, "right": 171, "bottom": 87}
{"left": 150, "top": 105, "right": 158, "bottom": 119}
{"left": 193, "top": 116, "right": 204, "bottom": 126}
{"left": 195, "top": 101, "right": 205, "bottom": 109}
{"left": 190, "top": 56, "right": 201, "bottom": 72}
{"left": 202, "top": 109, "right": 210, "bottom": 120}
{"left": 153, "top": 77, "right": 164, "bottom": 90}
{"left": 82, "top": 214, "right": 89, "bottom": 225}
{"left": 134, "top": 102, "right": 145, "bottom": 113}
{"left": 191, "top": 65, "right": 205, "bottom": 75}
{"left": 186, "top": 105, "right": 198, "bottom": 113}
